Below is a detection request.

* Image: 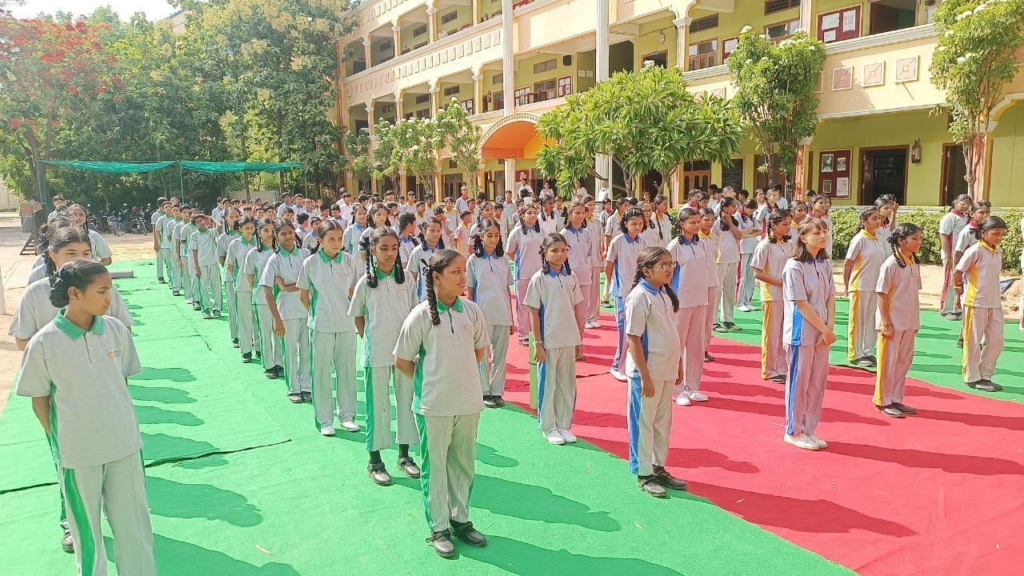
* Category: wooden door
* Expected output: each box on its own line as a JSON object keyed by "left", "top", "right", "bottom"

{"left": 941, "top": 144, "right": 968, "bottom": 206}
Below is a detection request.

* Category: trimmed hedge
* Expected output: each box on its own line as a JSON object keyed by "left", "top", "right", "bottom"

{"left": 667, "top": 207, "right": 1024, "bottom": 273}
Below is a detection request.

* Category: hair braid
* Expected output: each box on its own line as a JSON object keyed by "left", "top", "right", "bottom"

{"left": 423, "top": 259, "right": 440, "bottom": 326}
{"left": 362, "top": 236, "right": 379, "bottom": 288}
{"left": 394, "top": 249, "right": 406, "bottom": 284}
{"left": 473, "top": 233, "right": 484, "bottom": 257}
{"left": 662, "top": 284, "right": 680, "bottom": 313}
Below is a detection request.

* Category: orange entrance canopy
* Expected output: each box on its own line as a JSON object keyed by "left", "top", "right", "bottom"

{"left": 481, "top": 120, "right": 547, "bottom": 159}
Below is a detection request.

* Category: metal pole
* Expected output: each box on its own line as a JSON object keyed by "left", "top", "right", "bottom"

{"left": 178, "top": 163, "right": 185, "bottom": 205}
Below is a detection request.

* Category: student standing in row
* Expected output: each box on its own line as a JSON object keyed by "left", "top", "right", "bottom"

{"left": 260, "top": 220, "right": 311, "bottom": 401}
{"left": 467, "top": 219, "right": 514, "bottom": 408}
{"left": 351, "top": 228, "right": 420, "bottom": 485}
{"left": 843, "top": 207, "right": 887, "bottom": 368}
{"left": 245, "top": 219, "right": 280, "bottom": 376}
{"left": 952, "top": 201, "right": 992, "bottom": 348}
{"left": 343, "top": 206, "right": 369, "bottom": 255}
{"left": 397, "top": 213, "right": 420, "bottom": 265}
{"left": 875, "top": 224, "right": 923, "bottom": 418}
{"left": 526, "top": 234, "right": 586, "bottom": 445}
{"left": 507, "top": 205, "right": 545, "bottom": 346}
{"left": 226, "top": 217, "right": 260, "bottom": 363}
{"left": 407, "top": 217, "right": 446, "bottom": 301}
{"left": 561, "top": 200, "right": 595, "bottom": 353}
{"left": 783, "top": 218, "right": 837, "bottom": 451}
{"left": 667, "top": 208, "right": 710, "bottom": 405}
{"left": 190, "top": 215, "right": 222, "bottom": 320}
{"left": 583, "top": 196, "right": 604, "bottom": 329}
{"left": 218, "top": 209, "right": 241, "bottom": 345}
{"left": 698, "top": 208, "right": 720, "bottom": 362}
{"left": 17, "top": 260, "right": 155, "bottom": 576}
{"left": 736, "top": 200, "right": 760, "bottom": 312}
{"left": 955, "top": 216, "right": 1007, "bottom": 392}
{"left": 606, "top": 207, "right": 648, "bottom": 381}
{"left": 159, "top": 204, "right": 182, "bottom": 295}
{"left": 939, "top": 194, "right": 971, "bottom": 320}
{"left": 752, "top": 209, "right": 792, "bottom": 383}
{"left": 625, "top": 247, "right": 688, "bottom": 498}
{"left": 394, "top": 250, "right": 490, "bottom": 558}
{"left": 298, "top": 220, "right": 360, "bottom": 435}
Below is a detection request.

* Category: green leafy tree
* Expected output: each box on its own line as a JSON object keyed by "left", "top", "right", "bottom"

{"left": 343, "top": 127, "right": 373, "bottom": 190}
{"left": 537, "top": 62, "right": 742, "bottom": 198}
{"left": 930, "top": 0, "right": 1024, "bottom": 197}
{"left": 436, "top": 99, "right": 481, "bottom": 194}
{"left": 727, "top": 28, "right": 826, "bottom": 189}
{"left": 536, "top": 103, "right": 594, "bottom": 198}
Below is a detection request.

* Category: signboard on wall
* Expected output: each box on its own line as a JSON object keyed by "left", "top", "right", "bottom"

{"left": 818, "top": 150, "right": 852, "bottom": 199}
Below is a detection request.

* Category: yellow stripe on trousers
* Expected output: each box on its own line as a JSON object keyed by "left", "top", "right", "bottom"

{"left": 761, "top": 303, "right": 771, "bottom": 380}
{"left": 847, "top": 291, "right": 859, "bottom": 362}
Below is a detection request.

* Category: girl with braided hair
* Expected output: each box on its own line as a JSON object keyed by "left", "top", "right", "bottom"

{"left": 625, "top": 246, "right": 687, "bottom": 498}
{"left": 298, "top": 220, "right": 360, "bottom": 436}
{"left": 751, "top": 209, "right": 793, "bottom": 383}
{"left": 560, "top": 200, "right": 595, "bottom": 348}
{"left": 259, "top": 219, "right": 311, "bottom": 402}
{"left": 226, "top": 217, "right": 260, "bottom": 363}
{"left": 605, "top": 207, "right": 648, "bottom": 381}
{"left": 244, "top": 218, "right": 281, "bottom": 377}
{"left": 954, "top": 216, "right": 1008, "bottom": 392}
{"left": 507, "top": 205, "right": 545, "bottom": 345}
{"left": 874, "top": 223, "right": 923, "bottom": 417}
{"left": 843, "top": 207, "right": 887, "bottom": 368}
{"left": 467, "top": 219, "right": 513, "bottom": 408}
{"left": 525, "top": 233, "right": 585, "bottom": 445}
{"left": 666, "top": 208, "right": 710, "bottom": 406}
{"left": 16, "top": 260, "right": 154, "bottom": 574}
{"left": 407, "top": 216, "right": 446, "bottom": 301}
{"left": 394, "top": 250, "right": 489, "bottom": 558}
{"left": 350, "top": 227, "right": 419, "bottom": 486}
{"left": 396, "top": 212, "right": 420, "bottom": 265}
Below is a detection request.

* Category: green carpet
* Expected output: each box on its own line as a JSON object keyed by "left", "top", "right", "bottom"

{"left": 0, "top": 260, "right": 849, "bottom": 575}
{"left": 714, "top": 294, "right": 1024, "bottom": 400}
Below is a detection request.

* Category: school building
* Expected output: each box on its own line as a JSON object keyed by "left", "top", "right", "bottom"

{"left": 336, "top": 0, "right": 1024, "bottom": 207}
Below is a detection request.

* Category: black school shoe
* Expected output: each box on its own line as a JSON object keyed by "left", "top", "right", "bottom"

{"left": 264, "top": 368, "right": 276, "bottom": 379}
{"left": 232, "top": 338, "right": 239, "bottom": 348}
{"left": 483, "top": 395, "right": 497, "bottom": 408}
{"left": 768, "top": 374, "right": 786, "bottom": 383}
{"left": 301, "top": 392, "right": 312, "bottom": 403}
{"left": 242, "top": 352, "right": 252, "bottom": 364}
{"left": 704, "top": 352, "right": 715, "bottom": 362}
{"left": 876, "top": 404, "right": 904, "bottom": 418}
{"left": 724, "top": 322, "right": 742, "bottom": 332}
{"left": 158, "top": 278, "right": 165, "bottom": 283}
{"left": 274, "top": 365, "right": 284, "bottom": 378}
{"left": 637, "top": 475, "right": 667, "bottom": 498}
{"left": 492, "top": 396, "right": 506, "bottom": 408}
{"left": 892, "top": 402, "right": 917, "bottom": 415}
{"left": 967, "top": 380, "right": 1000, "bottom": 392}
{"left": 653, "top": 466, "right": 688, "bottom": 491}
{"left": 450, "top": 520, "right": 487, "bottom": 547}
{"left": 956, "top": 337, "right": 964, "bottom": 349}
{"left": 398, "top": 457, "right": 421, "bottom": 479}
{"left": 428, "top": 530, "right": 455, "bottom": 558}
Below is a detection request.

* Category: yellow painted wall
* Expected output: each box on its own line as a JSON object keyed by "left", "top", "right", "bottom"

{"left": 989, "top": 103, "right": 1024, "bottom": 208}
{"left": 402, "top": 93, "right": 433, "bottom": 118}
{"left": 400, "top": 21, "right": 431, "bottom": 54}
{"left": 437, "top": 5, "right": 473, "bottom": 37}
{"left": 513, "top": 52, "right": 578, "bottom": 100}
{"left": 482, "top": 0, "right": 502, "bottom": 20}
{"left": 809, "top": 109, "right": 949, "bottom": 206}
{"left": 810, "top": 0, "right": 930, "bottom": 38}
{"left": 689, "top": 3, "right": 800, "bottom": 63}
{"left": 632, "top": 17, "right": 678, "bottom": 70}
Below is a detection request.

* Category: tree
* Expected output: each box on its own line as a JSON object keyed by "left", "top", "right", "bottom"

{"left": 537, "top": 62, "right": 742, "bottom": 198}
{"left": 436, "top": 99, "right": 481, "bottom": 193}
{"left": 343, "top": 127, "right": 373, "bottom": 190}
{"left": 0, "top": 17, "right": 120, "bottom": 200}
{"left": 374, "top": 117, "right": 442, "bottom": 196}
{"left": 727, "top": 28, "right": 826, "bottom": 189}
{"left": 930, "top": 0, "right": 1024, "bottom": 197}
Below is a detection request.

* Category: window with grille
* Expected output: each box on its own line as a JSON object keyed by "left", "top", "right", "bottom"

{"left": 533, "top": 59, "right": 557, "bottom": 74}
{"left": 514, "top": 87, "right": 531, "bottom": 106}
{"left": 688, "top": 40, "right": 718, "bottom": 71}
{"left": 556, "top": 76, "right": 572, "bottom": 97}
{"left": 765, "top": 20, "right": 800, "bottom": 41}
{"left": 441, "top": 10, "right": 458, "bottom": 24}
{"left": 443, "top": 85, "right": 461, "bottom": 96}
{"left": 415, "top": 109, "right": 431, "bottom": 119}
{"left": 493, "top": 73, "right": 503, "bottom": 85}
{"left": 723, "top": 37, "right": 739, "bottom": 60}
{"left": 379, "top": 40, "right": 392, "bottom": 53}
{"left": 413, "top": 24, "right": 427, "bottom": 37}
{"left": 493, "top": 91, "right": 504, "bottom": 111}
{"left": 534, "top": 79, "right": 557, "bottom": 102}
{"left": 461, "top": 99, "right": 474, "bottom": 114}
{"left": 765, "top": 0, "right": 800, "bottom": 16}
{"left": 415, "top": 94, "right": 430, "bottom": 104}
{"left": 688, "top": 15, "right": 719, "bottom": 34}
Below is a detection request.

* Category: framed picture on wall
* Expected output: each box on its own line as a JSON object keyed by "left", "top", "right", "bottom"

{"left": 821, "top": 153, "right": 835, "bottom": 173}
{"left": 823, "top": 180, "right": 833, "bottom": 196}
{"left": 836, "top": 156, "right": 847, "bottom": 172}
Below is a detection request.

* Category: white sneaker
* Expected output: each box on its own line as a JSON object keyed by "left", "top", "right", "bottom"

{"left": 340, "top": 420, "right": 360, "bottom": 433}
{"left": 675, "top": 394, "right": 691, "bottom": 406}
{"left": 784, "top": 433, "right": 820, "bottom": 451}
{"left": 545, "top": 429, "right": 565, "bottom": 445}
{"left": 687, "top": 391, "right": 709, "bottom": 402}
{"left": 808, "top": 435, "right": 828, "bottom": 449}
{"left": 559, "top": 429, "right": 577, "bottom": 443}
{"left": 320, "top": 425, "right": 336, "bottom": 436}
{"left": 586, "top": 321, "right": 601, "bottom": 329}
{"left": 584, "top": 321, "right": 596, "bottom": 329}
{"left": 609, "top": 369, "right": 628, "bottom": 382}
{"left": 737, "top": 304, "right": 752, "bottom": 312}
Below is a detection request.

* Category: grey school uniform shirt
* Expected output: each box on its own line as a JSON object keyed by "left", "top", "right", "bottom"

{"left": 16, "top": 313, "right": 142, "bottom": 469}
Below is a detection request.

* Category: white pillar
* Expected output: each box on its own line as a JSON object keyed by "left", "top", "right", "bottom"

{"left": 505, "top": 158, "right": 517, "bottom": 193}
{"left": 673, "top": 17, "right": 690, "bottom": 71}
{"left": 595, "top": 0, "right": 611, "bottom": 195}
{"left": 363, "top": 36, "right": 372, "bottom": 68}
{"left": 472, "top": 72, "right": 484, "bottom": 116}
{"left": 501, "top": 0, "right": 514, "bottom": 115}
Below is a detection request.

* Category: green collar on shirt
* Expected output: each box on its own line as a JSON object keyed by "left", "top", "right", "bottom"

{"left": 436, "top": 297, "right": 465, "bottom": 314}
{"left": 319, "top": 249, "right": 344, "bottom": 263}
{"left": 54, "top": 309, "right": 105, "bottom": 340}
{"left": 277, "top": 245, "right": 300, "bottom": 256}
{"left": 374, "top": 266, "right": 398, "bottom": 280}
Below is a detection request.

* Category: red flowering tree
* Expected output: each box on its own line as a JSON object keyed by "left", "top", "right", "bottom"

{"left": 0, "top": 16, "right": 119, "bottom": 200}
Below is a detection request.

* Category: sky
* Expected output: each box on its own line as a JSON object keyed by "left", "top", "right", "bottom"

{"left": 10, "top": 0, "right": 178, "bottom": 20}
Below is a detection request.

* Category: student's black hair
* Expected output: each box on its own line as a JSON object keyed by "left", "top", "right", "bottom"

{"left": 888, "top": 223, "right": 922, "bottom": 268}
{"left": 718, "top": 197, "right": 738, "bottom": 232}
{"left": 317, "top": 219, "right": 345, "bottom": 245}
{"left": 855, "top": 206, "right": 880, "bottom": 233}
{"left": 255, "top": 218, "right": 278, "bottom": 252}
{"left": 422, "top": 249, "right": 462, "bottom": 326}
{"left": 810, "top": 194, "right": 830, "bottom": 215}
{"left": 362, "top": 226, "right": 406, "bottom": 289}
{"left": 44, "top": 226, "right": 91, "bottom": 282}
{"left": 631, "top": 246, "right": 679, "bottom": 312}
{"left": 234, "top": 215, "right": 256, "bottom": 232}
{"left": 296, "top": 213, "right": 310, "bottom": 226}
{"left": 792, "top": 218, "right": 831, "bottom": 262}
{"left": 767, "top": 209, "right": 792, "bottom": 244}
{"left": 221, "top": 207, "right": 241, "bottom": 235}
{"left": 190, "top": 213, "right": 208, "bottom": 226}
{"left": 473, "top": 218, "right": 505, "bottom": 257}
{"left": 619, "top": 207, "right": 645, "bottom": 235}
{"left": 674, "top": 207, "right": 700, "bottom": 241}
{"left": 49, "top": 259, "right": 108, "bottom": 308}
{"left": 418, "top": 216, "right": 446, "bottom": 250}
{"left": 538, "top": 193, "right": 558, "bottom": 224}
{"left": 972, "top": 215, "right": 1007, "bottom": 240}
{"left": 476, "top": 201, "right": 494, "bottom": 227}
{"left": 368, "top": 203, "right": 391, "bottom": 228}
{"left": 566, "top": 200, "right": 589, "bottom": 229}
{"left": 741, "top": 199, "right": 758, "bottom": 221}
{"left": 949, "top": 193, "right": 971, "bottom": 211}
{"left": 397, "top": 212, "right": 419, "bottom": 242}
{"left": 538, "top": 233, "right": 571, "bottom": 276}
{"left": 969, "top": 200, "right": 992, "bottom": 214}
{"left": 517, "top": 205, "right": 541, "bottom": 233}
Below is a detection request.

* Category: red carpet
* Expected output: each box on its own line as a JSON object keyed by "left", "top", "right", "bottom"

{"left": 501, "top": 317, "right": 1024, "bottom": 575}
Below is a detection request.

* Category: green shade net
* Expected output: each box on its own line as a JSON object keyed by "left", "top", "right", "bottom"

{"left": 42, "top": 161, "right": 301, "bottom": 174}
{"left": 43, "top": 160, "right": 177, "bottom": 174}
